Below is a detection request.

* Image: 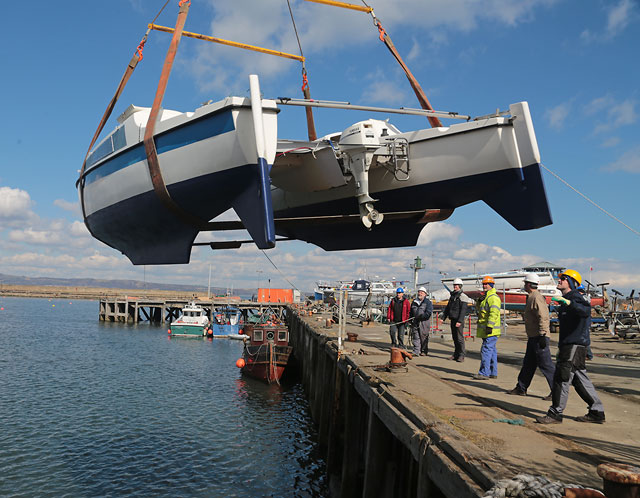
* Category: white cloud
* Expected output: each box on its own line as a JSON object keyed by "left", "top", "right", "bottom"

{"left": 362, "top": 78, "right": 410, "bottom": 106}
{"left": 606, "top": 0, "right": 635, "bottom": 37}
{"left": 603, "top": 146, "right": 640, "bottom": 174}
{"left": 601, "top": 137, "right": 621, "bottom": 148}
{"left": 586, "top": 95, "right": 638, "bottom": 134}
{"left": 0, "top": 186, "right": 34, "bottom": 221}
{"left": 191, "top": 0, "right": 557, "bottom": 94}
{"left": 545, "top": 101, "right": 571, "bottom": 130}
{"left": 54, "top": 199, "right": 80, "bottom": 215}
{"left": 581, "top": 0, "right": 636, "bottom": 42}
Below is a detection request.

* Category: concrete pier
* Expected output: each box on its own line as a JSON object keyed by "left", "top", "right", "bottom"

{"left": 288, "top": 309, "right": 640, "bottom": 497}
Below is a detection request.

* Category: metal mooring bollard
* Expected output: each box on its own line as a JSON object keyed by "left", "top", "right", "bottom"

{"left": 597, "top": 462, "right": 640, "bottom": 498}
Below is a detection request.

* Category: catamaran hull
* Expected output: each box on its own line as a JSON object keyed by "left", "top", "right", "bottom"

{"left": 79, "top": 97, "right": 278, "bottom": 264}
{"left": 271, "top": 103, "right": 551, "bottom": 250}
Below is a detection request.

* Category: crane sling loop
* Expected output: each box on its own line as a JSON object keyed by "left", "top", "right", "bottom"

{"left": 143, "top": 1, "right": 209, "bottom": 230}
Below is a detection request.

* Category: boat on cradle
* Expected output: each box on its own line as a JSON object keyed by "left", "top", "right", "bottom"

{"left": 241, "top": 323, "right": 292, "bottom": 384}
{"left": 168, "top": 302, "right": 210, "bottom": 337}
{"left": 442, "top": 262, "right": 566, "bottom": 296}
{"left": 211, "top": 305, "right": 247, "bottom": 339}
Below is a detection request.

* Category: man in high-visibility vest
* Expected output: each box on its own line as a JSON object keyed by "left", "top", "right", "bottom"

{"left": 473, "top": 276, "right": 501, "bottom": 380}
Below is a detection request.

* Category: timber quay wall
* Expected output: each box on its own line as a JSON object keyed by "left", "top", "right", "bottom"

{"left": 288, "top": 311, "right": 495, "bottom": 498}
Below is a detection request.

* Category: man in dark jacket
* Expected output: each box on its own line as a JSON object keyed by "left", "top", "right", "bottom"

{"left": 387, "top": 287, "right": 411, "bottom": 347}
{"left": 536, "top": 269, "right": 605, "bottom": 424}
{"left": 411, "top": 287, "right": 432, "bottom": 356}
{"left": 441, "top": 278, "right": 468, "bottom": 362}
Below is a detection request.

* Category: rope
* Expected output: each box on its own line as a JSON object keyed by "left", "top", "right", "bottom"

{"left": 261, "top": 250, "right": 300, "bottom": 291}
{"left": 482, "top": 474, "right": 598, "bottom": 498}
{"left": 540, "top": 163, "right": 640, "bottom": 237}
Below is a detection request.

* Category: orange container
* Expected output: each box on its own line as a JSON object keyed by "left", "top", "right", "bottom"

{"left": 257, "top": 288, "right": 294, "bottom": 303}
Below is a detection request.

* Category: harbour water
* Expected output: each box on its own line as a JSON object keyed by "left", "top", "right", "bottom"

{"left": 0, "top": 297, "right": 328, "bottom": 497}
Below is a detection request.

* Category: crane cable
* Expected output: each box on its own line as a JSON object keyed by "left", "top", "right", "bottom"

{"left": 286, "top": 0, "right": 317, "bottom": 140}
{"left": 540, "top": 163, "right": 640, "bottom": 237}
{"left": 261, "top": 250, "right": 301, "bottom": 292}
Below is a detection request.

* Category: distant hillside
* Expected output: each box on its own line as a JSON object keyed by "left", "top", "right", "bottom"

{"left": 0, "top": 272, "right": 253, "bottom": 296}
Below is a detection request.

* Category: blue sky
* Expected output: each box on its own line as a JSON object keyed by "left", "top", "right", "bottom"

{"left": 1, "top": 0, "right": 639, "bottom": 294}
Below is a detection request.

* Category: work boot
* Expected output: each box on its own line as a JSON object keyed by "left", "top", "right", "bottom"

{"left": 507, "top": 386, "right": 527, "bottom": 396}
{"left": 542, "top": 393, "right": 553, "bottom": 401}
{"left": 449, "top": 355, "right": 456, "bottom": 360}
{"left": 456, "top": 357, "right": 465, "bottom": 363}
{"left": 536, "top": 414, "right": 562, "bottom": 424}
{"left": 472, "top": 374, "right": 489, "bottom": 380}
{"left": 575, "top": 411, "right": 605, "bottom": 424}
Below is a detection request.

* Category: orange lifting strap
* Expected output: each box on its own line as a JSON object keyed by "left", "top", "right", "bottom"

{"left": 143, "top": 0, "right": 210, "bottom": 230}
{"left": 78, "top": 32, "right": 149, "bottom": 239}
{"left": 303, "top": 0, "right": 442, "bottom": 128}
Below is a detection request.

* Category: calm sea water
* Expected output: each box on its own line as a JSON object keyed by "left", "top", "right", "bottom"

{"left": 0, "top": 297, "right": 328, "bottom": 497}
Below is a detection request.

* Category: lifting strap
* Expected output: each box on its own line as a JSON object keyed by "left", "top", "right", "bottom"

{"left": 78, "top": 33, "right": 149, "bottom": 238}
{"left": 287, "top": 0, "right": 317, "bottom": 140}
{"left": 374, "top": 18, "right": 442, "bottom": 128}
{"left": 143, "top": 0, "right": 209, "bottom": 230}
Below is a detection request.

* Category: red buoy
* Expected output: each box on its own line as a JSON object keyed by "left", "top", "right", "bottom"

{"left": 168, "top": 329, "right": 172, "bottom": 334}
{"left": 236, "top": 358, "right": 245, "bottom": 368}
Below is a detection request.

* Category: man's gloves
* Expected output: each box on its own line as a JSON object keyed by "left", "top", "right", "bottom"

{"left": 551, "top": 296, "right": 571, "bottom": 306}
{"left": 439, "top": 312, "right": 445, "bottom": 321}
{"left": 538, "top": 335, "right": 547, "bottom": 348}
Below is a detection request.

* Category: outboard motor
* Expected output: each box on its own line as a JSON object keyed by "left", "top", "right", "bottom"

{"left": 337, "top": 119, "right": 401, "bottom": 228}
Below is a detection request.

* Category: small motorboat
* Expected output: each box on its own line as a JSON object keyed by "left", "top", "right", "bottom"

{"left": 168, "top": 302, "right": 210, "bottom": 337}
{"left": 240, "top": 322, "right": 292, "bottom": 384}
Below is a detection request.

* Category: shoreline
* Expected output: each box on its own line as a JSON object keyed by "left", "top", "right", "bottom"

{"left": 0, "top": 284, "right": 225, "bottom": 302}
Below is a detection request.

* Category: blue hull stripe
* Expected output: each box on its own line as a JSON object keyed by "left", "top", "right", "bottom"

{"left": 84, "top": 109, "right": 235, "bottom": 185}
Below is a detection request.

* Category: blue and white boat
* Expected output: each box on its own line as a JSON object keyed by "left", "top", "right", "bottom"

{"left": 79, "top": 76, "right": 552, "bottom": 265}
{"left": 211, "top": 306, "right": 244, "bottom": 337}
{"left": 78, "top": 76, "right": 278, "bottom": 265}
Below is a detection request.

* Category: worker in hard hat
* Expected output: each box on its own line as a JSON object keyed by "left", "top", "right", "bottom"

{"left": 410, "top": 287, "right": 433, "bottom": 356}
{"left": 507, "top": 273, "right": 554, "bottom": 398}
{"left": 441, "top": 277, "right": 468, "bottom": 362}
{"left": 473, "top": 276, "right": 501, "bottom": 380}
{"left": 387, "top": 287, "right": 411, "bottom": 348}
{"left": 537, "top": 269, "right": 605, "bottom": 424}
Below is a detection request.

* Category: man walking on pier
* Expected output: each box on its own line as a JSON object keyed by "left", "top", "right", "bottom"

{"left": 473, "top": 276, "right": 501, "bottom": 380}
{"left": 536, "top": 269, "right": 606, "bottom": 424}
{"left": 441, "top": 278, "right": 468, "bottom": 362}
{"left": 387, "top": 287, "right": 411, "bottom": 348}
{"left": 507, "top": 273, "right": 554, "bottom": 397}
{"left": 411, "top": 287, "right": 432, "bottom": 356}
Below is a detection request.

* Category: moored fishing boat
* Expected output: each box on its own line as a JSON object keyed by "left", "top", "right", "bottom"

{"left": 168, "top": 301, "right": 210, "bottom": 337}
{"left": 240, "top": 323, "right": 292, "bottom": 384}
{"left": 211, "top": 305, "right": 245, "bottom": 338}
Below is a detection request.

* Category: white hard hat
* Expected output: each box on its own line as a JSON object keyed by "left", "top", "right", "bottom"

{"left": 524, "top": 273, "right": 540, "bottom": 285}
{"left": 418, "top": 286, "right": 427, "bottom": 293}
{"left": 453, "top": 278, "right": 463, "bottom": 286}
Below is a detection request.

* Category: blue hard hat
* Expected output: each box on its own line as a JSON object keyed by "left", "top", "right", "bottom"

{"left": 396, "top": 287, "right": 404, "bottom": 293}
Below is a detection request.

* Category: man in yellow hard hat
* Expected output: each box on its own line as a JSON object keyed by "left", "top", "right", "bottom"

{"left": 473, "top": 276, "right": 501, "bottom": 380}
{"left": 536, "top": 269, "right": 605, "bottom": 424}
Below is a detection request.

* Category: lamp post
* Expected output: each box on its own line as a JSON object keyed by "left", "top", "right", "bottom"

{"left": 256, "top": 270, "right": 263, "bottom": 301}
